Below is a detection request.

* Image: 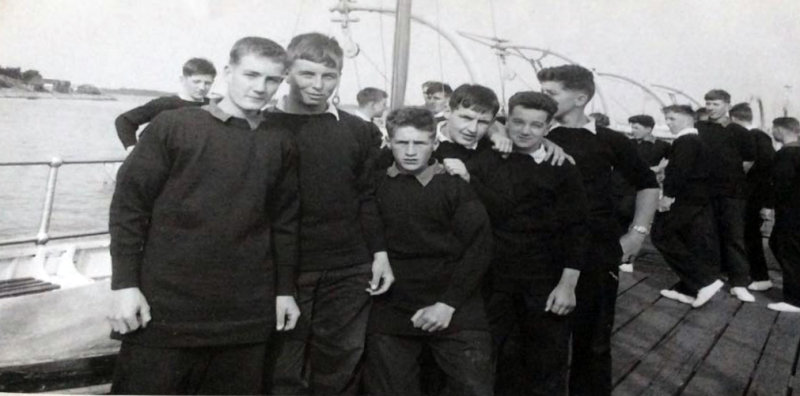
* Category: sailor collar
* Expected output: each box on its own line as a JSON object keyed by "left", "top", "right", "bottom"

{"left": 386, "top": 161, "right": 445, "bottom": 187}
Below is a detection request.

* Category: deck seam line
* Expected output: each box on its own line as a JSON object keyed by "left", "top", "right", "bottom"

{"left": 742, "top": 311, "right": 780, "bottom": 395}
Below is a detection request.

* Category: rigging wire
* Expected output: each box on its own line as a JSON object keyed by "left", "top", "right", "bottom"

{"left": 378, "top": 0, "right": 389, "bottom": 93}
{"left": 434, "top": 0, "right": 446, "bottom": 88}
{"left": 488, "top": 0, "right": 507, "bottom": 114}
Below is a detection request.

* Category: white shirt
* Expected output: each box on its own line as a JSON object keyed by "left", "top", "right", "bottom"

{"left": 551, "top": 117, "right": 598, "bottom": 135}
{"left": 527, "top": 145, "right": 548, "bottom": 164}
{"left": 674, "top": 127, "right": 699, "bottom": 138}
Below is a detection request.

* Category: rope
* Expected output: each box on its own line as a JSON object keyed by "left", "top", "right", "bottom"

{"left": 359, "top": 49, "right": 390, "bottom": 83}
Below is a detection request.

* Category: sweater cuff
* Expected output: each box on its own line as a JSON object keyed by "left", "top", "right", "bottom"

{"left": 111, "top": 254, "right": 141, "bottom": 290}
{"left": 276, "top": 264, "right": 296, "bottom": 295}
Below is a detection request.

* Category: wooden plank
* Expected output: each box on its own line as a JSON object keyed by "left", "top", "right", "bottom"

{"left": 617, "top": 271, "right": 646, "bottom": 295}
{"left": 682, "top": 303, "right": 778, "bottom": 395}
{"left": 612, "top": 296, "right": 691, "bottom": 384}
{"left": 0, "top": 354, "right": 115, "bottom": 393}
{"left": 747, "top": 313, "right": 800, "bottom": 395}
{"left": 613, "top": 293, "right": 740, "bottom": 395}
{"left": 614, "top": 279, "right": 663, "bottom": 333}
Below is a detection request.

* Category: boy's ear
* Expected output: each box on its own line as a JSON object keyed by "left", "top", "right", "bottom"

{"left": 574, "top": 92, "right": 589, "bottom": 108}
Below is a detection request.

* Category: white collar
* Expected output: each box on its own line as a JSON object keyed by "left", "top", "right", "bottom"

{"left": 674, "top": 127, "right": 699, "bottom": 138}
{"left": 275, "top": 95, "right": 340, "bottom": 121}
{"left": 436, "top": 121, "right": 478, "bottom": 150}
{"left": 551, "top": 117, "right": 598, "bottom": 135}
{"left": 354, "top": 109, "right": 372, "bottom": 122}
{"left": 527, "top": 145, "right": 548, "bottom": 164}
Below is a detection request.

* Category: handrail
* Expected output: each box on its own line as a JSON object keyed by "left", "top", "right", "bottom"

{"left": 0, "top": 157, "right": 125, "bottom": 247}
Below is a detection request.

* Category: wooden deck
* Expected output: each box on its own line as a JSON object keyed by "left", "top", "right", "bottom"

{"left": 611, "top": 242, "right": 800, "bottom": 396}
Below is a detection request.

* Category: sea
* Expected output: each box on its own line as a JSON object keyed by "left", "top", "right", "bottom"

{"left": 0, "top": 96, "right": 155, "bottom": 241}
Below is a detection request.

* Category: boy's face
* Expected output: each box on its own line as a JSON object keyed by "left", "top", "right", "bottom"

{"left": 390, "top": 126, "right": 437, "bottom": 175}
{"left": 225, "top": 54, "right": 285, "bottom": 112}
{"left": 704, "top": 99, "right": 729, "bottom": 121}
{"left": 507, "top": 106, "right": 550, "bottom": 153}
{"left": 664, "top": 112, "right": 693, "bottom": 134}
{"left": 630, "top": 123, "right": 652, "bottom": 140}
{"left": 180, "top": 74, "right": 214, "bottom": 101}
{"left": 772, "top": 125, "right": 787, "bottom": 143}
{"left": 444, "top": 105, "right": 495, "bottom": 148}
{"left": 540, "top": 81, "right": 587, "bottom": 119}
{"left": 372, "top": 98, "right": 388, "bottom": 117}
{"left": 424, "top": 91, "right": 449, "bottom": 114}
{"left": 287, "top": 59, "right": 341, "bottom": 108}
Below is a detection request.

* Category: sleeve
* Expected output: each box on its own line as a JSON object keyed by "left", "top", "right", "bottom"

{"left": 114, "top": 97, "right": 169, "bottom": 149}
{"left": 662, "top": 137, "right": 697, "bottom": 198}
{"left": 467, "top": 150, "right": 516, "bottom": 223}
{"left": 771, "top": 150, "right": 798, "bottom": 208}
{"left": 269, "top": 131, "right": 300, "bottom": 295}
{"left": 608, "top": 131, "right": 659, "bottom": 191}
{"left": 109, "top": 115, "right": 173, "bottom": 289}
{"left": 356, "top": 120, "right": 388, "bottom": 254}
{"left": 554, "top": 163, "right": 589, "bottom": 272}
{"left": 658, "top": 140, "right": 672, "bottom": 161}
{"left": 439, "top": 180, "right": 493, "bottom": 309}
{"left": 733, "top": 124, "right": 757, "bottom": 161}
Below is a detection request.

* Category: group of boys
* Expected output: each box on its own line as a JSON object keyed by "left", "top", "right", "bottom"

{"left": 108, "top": 31, "right": 799, "bottom": 396}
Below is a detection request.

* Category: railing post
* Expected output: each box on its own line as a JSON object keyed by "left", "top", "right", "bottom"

{"left": 35, "top": 157, "right": 62, "bottom": 245}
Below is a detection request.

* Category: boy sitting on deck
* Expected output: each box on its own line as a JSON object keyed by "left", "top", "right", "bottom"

{"left": 767, "top": 117, "right": 800, "bottom": 313}
{"left": 114, "top": 58, "right": 216, "bottom": 152}
{"left": 365, "top": 107, "right": 494, "bottom": 396}
{"left": 468, "top": 91, "right": 589, "bottom": 395}
{"left": 652, "top": 105, "right": 723, "bottom": 308}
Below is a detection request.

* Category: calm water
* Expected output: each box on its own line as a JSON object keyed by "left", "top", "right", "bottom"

{"left": 0, "top": 96, "right": 156, "bottom": 241}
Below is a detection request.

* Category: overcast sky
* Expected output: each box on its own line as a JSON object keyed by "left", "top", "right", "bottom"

{"left": 2, "top": 0, "right": 799, "bottom": 124}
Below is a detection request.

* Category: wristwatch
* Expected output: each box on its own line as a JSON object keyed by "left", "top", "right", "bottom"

{"left": 630, "top": 225, "right": 650, "bottom": 235}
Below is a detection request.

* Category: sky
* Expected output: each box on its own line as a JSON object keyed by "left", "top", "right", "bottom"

{"left": 2, "top": 0, "right": 799, "bottom": 125}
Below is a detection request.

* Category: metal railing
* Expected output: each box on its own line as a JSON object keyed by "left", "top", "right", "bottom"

{"left": 0, "top": 157, "right": 124, "bottom": 247}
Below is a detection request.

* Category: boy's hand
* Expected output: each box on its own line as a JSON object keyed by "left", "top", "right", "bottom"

{"left": 108, "top": 287, "right": 151, "bottom": 334}
{"left": 658, "top": 196, "right": 675, "bottom": 212}
{"left": 542, "top": 139, "right": 575, "bottom": 166}
{"left": 545, "top": 282, "right": 577, "bottom": 315}
{"left": 443, "top": 159, "right": 470, "bottom": 182}
{"left": 620, "top": 231, "right": 646, "bottom": 263}
{"left": 411, "top": 302, "right": 455, "bottom": 332}
{"left": 367, "top": 251, "right": 394, "bottom": 295}
{"left": 488, "top": 122, "right": 513, "bottom": 154}
{"left": 276, "top": 295, "right": 300, "bottom": 331}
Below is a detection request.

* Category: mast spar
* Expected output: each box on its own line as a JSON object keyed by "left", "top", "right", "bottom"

{"left": 390, "top": 0, "right": 412, "bottom": 109}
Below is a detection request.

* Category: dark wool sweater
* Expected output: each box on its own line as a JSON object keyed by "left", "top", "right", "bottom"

{"left": 115, "top": 95, "right": 209, "bottom": 148}
{"left": 696, "top": 121, "right": 756, "bottom": 198}
{"left": 370, "top": 166, "right": 493, "bottom": 335}
{"left": 546, "top": 124, "right": 659, "bottom": 269}
{"left": 662, "top": 133, "right": 712, "bottom": 207}
{"left": 264, "top": 109, "right": 386, "bottom": 271}
{"left": 469, "top": 150, "right": 589, "bottom": 292}
{"left": 433, "top": 139, "right": 493, "bottom": 163}
{"left": 772, "top": 145, "right": 800, "bottom": 229}
{"left": 635, "top": 139, "right": 671, "bottom": 166}
{"left": 109, "top": 105, "right": 299, "bottom": 347}
{"left": 747, "top": 129, "right": 776, "bottom": 203}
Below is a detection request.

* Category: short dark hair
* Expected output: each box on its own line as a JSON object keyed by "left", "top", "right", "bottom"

{"left": 182, "top": 58, "right": 216, "bottom": 77}
{"left": 424, "top": 81, "right": 453, "bottom": 96}
{"left": 356, "top": 87, "right": 388, "bottom": 106}
{"left": 628, "top": 114, "right": 655, "bottom": 129}
{"left": 386, "top": 107, "right": 436, "bottom": 139}
{"left": 662, "top": 104, "right": 695, "bottom": 117}
{"left": 729, "top": 102, "right": 753, "bottom": 122}
{"left": 704, "top": 89, "right": 731, "bottom": 103}
{"left": 589, "top": 112, "right": 610, "bottom": 127}
{"left": 537, "top": 64, "right": 595, "bottom": 100}
{"left": 448, "top": 84, "right": 499, "bottom": 116}
{"left": 229, "top": 37, "right": 287, "bottom": 66}
{"left": 773, "top": 117, "right": 800, "bottom": 134}
{"left": 507, "top": 91, "right": 558, "bottom": 122}
{"left": 287, "top": 32, "right": 343, "bottom": 70}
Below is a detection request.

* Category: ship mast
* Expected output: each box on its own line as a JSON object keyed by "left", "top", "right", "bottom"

{"left": 390, "top": 0, "right": 412, "bottom": 109}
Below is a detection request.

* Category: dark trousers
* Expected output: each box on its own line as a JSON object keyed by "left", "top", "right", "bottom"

{"left": 570, "top": 269, "right": 619, "bottom": 396}
{"left": 111, "top": 341, "right": 265, "bottom": 395}
{"left": 769, "top": 227, "right": 800, "bottom": 306}
{"left": 745, "top": 197, "right": 770, "bottom": 281}
{"left": 652, "top": 204, "right": 720, "bottom": 295}
{"left": 486, "top": 289, "right": 570, "bottom": 396}
{"left": 710, "top": 196, "right": 751, "bottom": 286}
{"left": 265, "top": 263, "right": 372, "bottom": 395}
{"left": 364, "top": 331, "right": 494, "bottom": 396}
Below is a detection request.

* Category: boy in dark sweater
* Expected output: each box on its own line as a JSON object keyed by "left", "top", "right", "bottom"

{"left": 107, "top": 37, "right": 299, "bottom": 395}
{"left": 469, "top": 92, "right": 589, "bottom": 395}
{"left": 652, "top": 105, "right": 723, "bottom": 308}
{"left": 728, "top": 103, "right": 777, "bottom": 291}
{"left": 698, "top": 89, "right": 757, "bottom": 302}
{"left": 365, "top": 107, "right": 494, "bottom": 396}
{"left": 114, "top": 57, "right": 216, "bottom": 151}
{"left": 767, "top": 117, "right": 800, "bottom": 313}
{"left": 538, "top": 65, "right": 659, "bottom": 396}
{"left": 263, "top": 33, "right": 393, "bottom": 396}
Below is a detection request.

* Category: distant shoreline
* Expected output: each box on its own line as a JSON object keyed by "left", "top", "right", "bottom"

{"left": 0, "top": 88, "right": 116, "bottom": 101}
